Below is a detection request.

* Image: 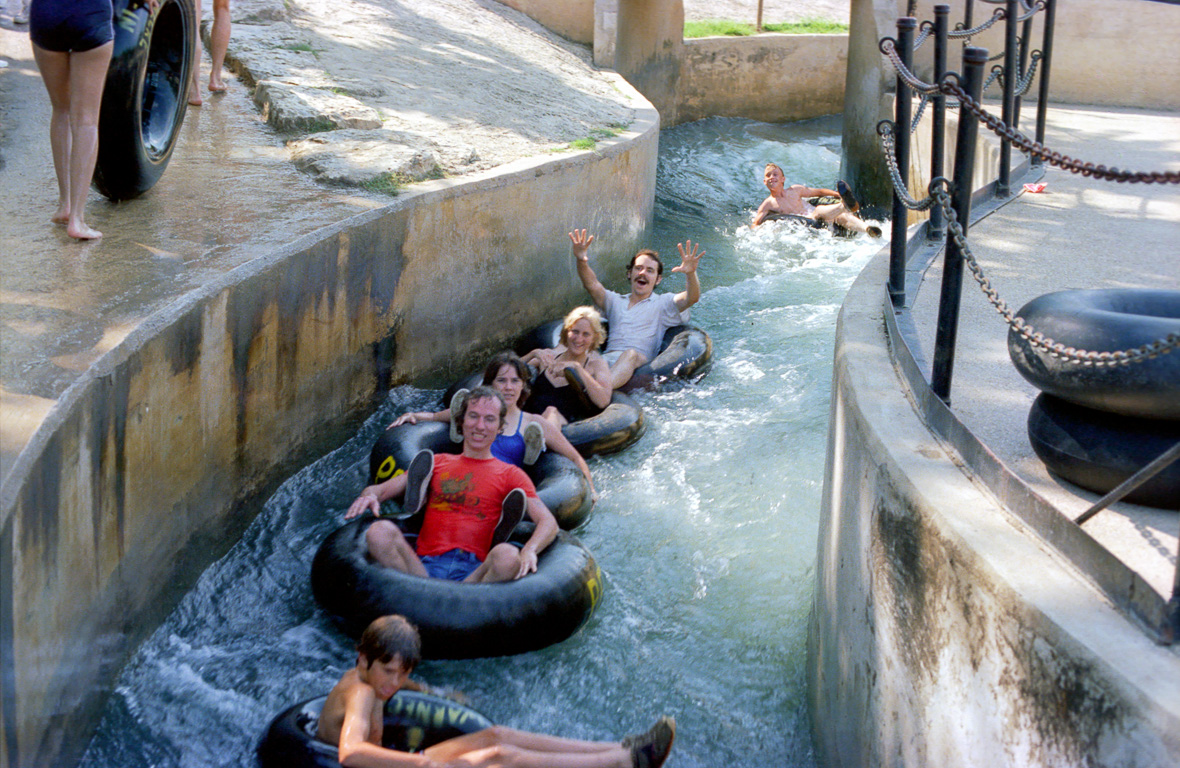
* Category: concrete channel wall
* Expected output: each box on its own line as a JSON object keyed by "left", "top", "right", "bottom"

{"left": 505, "top": 0, "right": 849, "bottom": 126}
{"left": 0, "top": 83, "right": 658, "bottom": 768}
{"left": 810, "top": 253, "right": 1180, "bottom": 768}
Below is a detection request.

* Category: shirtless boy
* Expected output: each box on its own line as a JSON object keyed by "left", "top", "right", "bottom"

{"left": 571, "top": 229, "right": 704, "bottom": 390}
{"left": 318, "top": 614, "right": 677, "bottom": 768}
{"left": 347, "top": 387, "right": 557, "bottom": 584}
{"left": 752, "top": 163, "right": 882, "bottom": 237}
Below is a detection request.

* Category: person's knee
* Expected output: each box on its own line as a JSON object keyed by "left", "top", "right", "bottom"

{"left": 483, "top": 544, "right": 521, "bottom": 580}
{"left": 365, "top": 519, "right": 404, "bottom": 554}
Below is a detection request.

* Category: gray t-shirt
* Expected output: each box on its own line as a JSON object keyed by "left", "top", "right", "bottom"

{"left": 601, "top": 290, "right": 688, "bottom": 361}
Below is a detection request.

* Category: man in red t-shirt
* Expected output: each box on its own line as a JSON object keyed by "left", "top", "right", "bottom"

{"left": 346, "top": 386, "right": 558, "bottom": 583}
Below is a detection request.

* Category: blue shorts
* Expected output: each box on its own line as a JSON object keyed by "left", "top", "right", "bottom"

{"left": 420, "top": 549, "right": 482, "bottom": 582}
{"left": 29, "top": 0, "right": 114, "bottom": 53}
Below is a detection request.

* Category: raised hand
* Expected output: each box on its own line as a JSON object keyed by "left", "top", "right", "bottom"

{"left": 568, "top": 229, "right": 595, "bottom": 262}
{"left": 672, "top": 240, "right": 704, "bottom": 274}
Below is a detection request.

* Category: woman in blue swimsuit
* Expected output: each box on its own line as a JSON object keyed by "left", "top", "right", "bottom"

{"left": 392, "top": 352, "right": 598, "bottom": 502}
{"left": 28, "top": 0, "right": 154, "bottom": 239}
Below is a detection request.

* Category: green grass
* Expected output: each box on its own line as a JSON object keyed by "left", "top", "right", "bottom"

{"left": 362, "top": 172, "right": 410, "bottom": 196}
{"left": 361, "top": 166, "right": 445, "bottom": 196}
{"left": 280, "top": 42, "right": 319, "bottom": 55}
{"left": 684, "top": 18, "right": 848, "bottom": 38}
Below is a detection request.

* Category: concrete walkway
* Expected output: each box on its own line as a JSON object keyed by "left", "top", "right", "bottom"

{"left": 0, "top": 0, "right": 636, "bottom": 485}
{"left": 909, "top": 103, "right": 1180, "bottom": 599}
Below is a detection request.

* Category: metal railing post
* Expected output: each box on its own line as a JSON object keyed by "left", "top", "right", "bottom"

{"left": 998, "top": 0, "right": 1019, "bottom": 196}
{"left": 928, "top": 5, "right": 950, "bottom": 241}
{"left": 888, "top": 16, "right": 917, "bottom": 307}
{"left": 1013, "top": 6, "right": 1033, "bottom": 134}
{"left": 963, "top": 0, "right": 974, "bottom": 31}
{"left": 1033, "top": 0, "right": 1056, "bottom": 163}
{"left": 931, "top": 46, "right": 987, "bottom": 403}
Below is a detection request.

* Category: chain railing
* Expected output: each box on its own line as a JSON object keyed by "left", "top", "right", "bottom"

{"left": 877, "top": 1, "right": 1180, "bottom": 644}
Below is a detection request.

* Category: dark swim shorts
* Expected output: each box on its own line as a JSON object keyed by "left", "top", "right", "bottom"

{"left": 29, "top": 0, "right": 115, "bottom": 53}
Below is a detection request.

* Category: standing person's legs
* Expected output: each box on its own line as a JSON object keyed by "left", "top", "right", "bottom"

{"left": 188, "top": 0, "right": 203, "bottom": 104}
{"left": 30, "top": 45, "right": 73, "bottom": 224}
{"left": 207, "top": 0, "right": 230, "bottom": 91}
{"left": 64, "top": 42, "right": 113, "bottom": 239}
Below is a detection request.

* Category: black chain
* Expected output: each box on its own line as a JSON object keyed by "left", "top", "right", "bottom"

{"left": 945, "top": 82, "right": 1180, "bottom": 183}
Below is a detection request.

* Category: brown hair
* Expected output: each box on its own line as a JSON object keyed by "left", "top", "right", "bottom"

{"left": 357, "top": 615, "right": 421, "bottom": 669}
{"left": 627, "top": 249, "right": 663, "bottom": 277}
{"left": 482, "top": 352, "right": 532, "bottom": 407}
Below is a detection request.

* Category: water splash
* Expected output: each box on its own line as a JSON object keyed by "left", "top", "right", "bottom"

{"left": 80, "top": 117, "right": 884, "bottom": 768}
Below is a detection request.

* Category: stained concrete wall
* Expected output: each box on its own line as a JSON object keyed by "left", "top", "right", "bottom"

{"left": 503, "top": 0, "right": 850, "bottom": 127}
{"left": 894, "top": 0, "right": 1180, "bottom": 111}
{"left": 810, "top": 252, "right": 1180, "bottom": 768}
{"left": 0, "top": 79, "right": 658, "bottom": 768}
{"left": 497, "top": 0, "right": 594, "bottom": 44}
{"left": 843, "top": 0, "right": 1180, "bottom": 208}
{"left": 676, "top": 34, "right": 847, "bottom": 125}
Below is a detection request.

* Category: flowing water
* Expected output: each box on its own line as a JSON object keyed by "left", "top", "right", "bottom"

{"left": 79, "top": 115, "right": 884, "bottom": 768}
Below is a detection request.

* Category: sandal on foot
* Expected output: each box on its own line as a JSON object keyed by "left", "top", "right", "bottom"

{"left": 628, "top": 716, "right": 675, "bottom": 768}
{"left": 403, "top": 450, "right": 434, "bottom": 517}
{"left": 522, "top": 421, "right": 545, "bottom": 465}
{"left": 448, "top": 389, "right": 468, "bottom": 443}
{"left": 562, "top": 366, "right": 597, "bottom": 413}
{"left": 492, "top": 487, "right": 527, "bottom": 546}
{"left": 836, "top": 180, "right": 861, "bottom": 213}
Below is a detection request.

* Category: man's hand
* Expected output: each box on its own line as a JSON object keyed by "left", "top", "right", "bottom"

{"left": 345, "top": 491, "right": 381, "bottom": 520}
{"left": 672, "top": 240, "right": 704, "bottom": 275}
{"left": 515, "top": 546, "right": 539, "bottom": 579}
{"left": 390, "top": 411, "right": 427, "bottom": 429}
{"left": 569, "top": 229, "right": 595, "bottom": 262}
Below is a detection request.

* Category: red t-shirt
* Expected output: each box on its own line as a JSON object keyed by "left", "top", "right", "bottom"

{"left": 415, "top": 454, "right": 538, "bottom": 560}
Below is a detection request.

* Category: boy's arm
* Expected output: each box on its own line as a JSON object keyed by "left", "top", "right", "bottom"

{"left": 796, "top": 184, "right": 839, "bottom": 198}
{"left": 337, "top": 687, "right": 432, "bottom": 768}
{"left": 752, "top": 196, "right": 775, "bottom": 227}
{"left": 516, "top": 497, "right": 558, "bottom": 579}
{"left": 671, "top": 240, "right": 703, "bottom": 311}
{"left": 570, "top": 229, "right": 607, "bottom": 308}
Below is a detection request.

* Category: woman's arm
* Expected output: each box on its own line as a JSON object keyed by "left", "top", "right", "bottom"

{"left": 581, "top": 356, "right": 613, "bottom": 408}
{"left": 532, "top": 415, "right": 597, "bottom": 501}
{"left": 390, "top": 409, "right": 447, "bottom": 429}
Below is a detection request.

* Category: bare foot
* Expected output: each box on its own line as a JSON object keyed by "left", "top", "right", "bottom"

{"left": 208, "top": 78, "right": 226, "bottom": 92}
{"left": 67, "top": 221, "right": 103, "bottom": 240}
{"left": 188, "top": 93, "right": 203, "bottom": 106}
{"left": 51, "top": 207, "right": 70, "bottom": 225}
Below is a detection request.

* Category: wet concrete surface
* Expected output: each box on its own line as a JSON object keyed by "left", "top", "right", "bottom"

{"left": 0, "top": 24, "right": 387, "bottom": 482}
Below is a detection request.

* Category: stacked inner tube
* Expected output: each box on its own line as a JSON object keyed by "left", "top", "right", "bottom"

{"left": 95, "top": 0, "right": 195, "bottom": 200}
{"left": 1008, "top": 289, "right": 1180, "bottom": 509}
{"left": 369, "top": 422, "right": 593, "bottom": 530}
{"left": 311, "top": 518, "right": 602, "bottom": 658}
{"left": 257, "top": 691, "right": 492, "bottom": 768}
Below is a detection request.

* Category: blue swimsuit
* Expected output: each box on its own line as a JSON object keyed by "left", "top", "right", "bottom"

{"left": 491, "top": 413, "right": 527, "bottom": 467}
{"left": 29, "top": 0, "right": 114, "bottom": 53}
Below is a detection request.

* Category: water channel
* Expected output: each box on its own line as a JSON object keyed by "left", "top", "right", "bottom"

{"left": 79, "top": 115, "right": 884, "bottom": 768}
